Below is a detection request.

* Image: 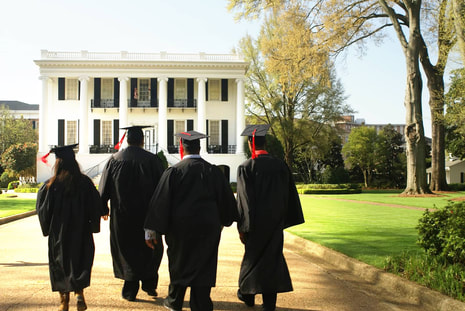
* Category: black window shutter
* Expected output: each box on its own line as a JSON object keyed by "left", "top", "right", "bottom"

{"left": 130, "top": 78, "right": 137, "bottom": 107}
{"left": 58, "top": 78, "right": 65, "bottom": 100}
{"left": 94, "top": 119, "right": 100, "bottom": 146}
{"left": 168, "top": 78, "right": 174, "bottom": 106}
{"left": 114, "top": 78, "right": 120, "bottom": 107}
{"left": 167, "top": 120, "right": 174, "bottom": 146}
{"left": 221, "top": 79, "right": 228, "bottom": 101}
{"left": 205, "top": 81, "right": 209, "bottom": 101}
{"left": 78, "top": 80, "right": 81, "bottom": 101}
{"left": 150, "top": 78, "right": 158, "bottom": 107}
{"left": 221, "top": 120, "right": 228, "bottom": 153}
{"left": 113, "top": 119, "right": 119, "bottom": 146}
{"left": 187, "top": 119, "right": 194, "bottom": 131}
{"left": 187, "top": 79, "right": 194, "bottom": 107}
{"left": 94, "top": 78, "right": 101, "bottom": 107}
{"left": 58, "top": 119, "right": 65, "bottom": 146}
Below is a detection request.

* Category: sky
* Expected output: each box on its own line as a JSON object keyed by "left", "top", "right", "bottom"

{"left": 1, "top": 0, "right": 454, "bottom": 138}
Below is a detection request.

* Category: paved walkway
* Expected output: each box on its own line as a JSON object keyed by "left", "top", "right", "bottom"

{"left": 1, "top": 214, "right": 465, "bottom": 310}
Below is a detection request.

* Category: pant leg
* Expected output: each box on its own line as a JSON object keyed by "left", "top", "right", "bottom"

{"left": 141, "top": 277, "right": 157, "bottom": 292}
{"left": 166, "top": 284, "right": 187, "bottom": 310}
{"left": 190, "top": 286, "right": 213, "bottom": 311}
{"left": 122, "top": 280, "right": 139, "bottom": 299}
{"left": 262, "top": 293, "right": 277, "bottom": 311}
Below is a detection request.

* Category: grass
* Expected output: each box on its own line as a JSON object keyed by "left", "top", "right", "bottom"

{"left": 287, "top": 195, "right": 427, "bottom": 268}
{"left": 316, "top": 190, "right": 465, "bottom": 209}
{"left": 0, "top": 195, "right": 36, "bottom": 218}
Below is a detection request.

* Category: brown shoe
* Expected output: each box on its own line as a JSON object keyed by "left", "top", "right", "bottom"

{"left": 58, "top": 292, "right": 69, "bottom": 311}
{"left": 75, "top": 290, "right": 87, "bottom": 311}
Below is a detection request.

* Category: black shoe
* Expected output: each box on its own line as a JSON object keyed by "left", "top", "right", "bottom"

{"left": 237, "top": 289, "right": 255, "bottom": 307}
{"left": 122, "top": 291, "right": 136, "bottom": 301}
{"left": 163, "top": 298, "right": 181, "bottom": 311}
{"left": 262, "top": 306, "right": 276, "bottom": 311}
{"left": 142, "top": 288, "right": 158, "bottom": 297}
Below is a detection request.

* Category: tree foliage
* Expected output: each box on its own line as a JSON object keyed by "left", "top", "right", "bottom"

{"left": 1, "top": 142, "right": 37, "bottom": 177}
{"left": 0, "top": 106, "right": 38, "bottom": 156}
{"left": 445, "top": 68, "right": 465, "bottom": 158}
{"left": 342, "top": 126, "right": 378, "bottom": 187}
{"left": 236, "top": 4, "right": 351, "bottom": 170}
{"left": 375, "top": 125, "right": 406, "bottom": 188}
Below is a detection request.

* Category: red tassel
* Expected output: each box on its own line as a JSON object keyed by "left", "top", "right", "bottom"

{"left": 251, "top": 129, "right": 257, "bottom": 159}
{"left": 40, "top": 152, "right": 50, "bottom": 164}
{"left": 179, "top": 139, "right": 184, "bottom": 159}
{"left": 114, "top": 131, "right": 126, "bottom": 150}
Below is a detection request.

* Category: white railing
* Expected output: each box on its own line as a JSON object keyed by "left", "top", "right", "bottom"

{"left": 40, "top": 50, "right": 244, "bottom": 62}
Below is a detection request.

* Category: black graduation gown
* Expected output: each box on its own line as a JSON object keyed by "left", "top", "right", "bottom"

{"left": 144, "top": 157, "right": 238, "bottom": 287}
{"left": 36, "top": 175, "right": 103, "bottom": 292}
{"left": 236, "top": 153, "right": 304, "bottom": 295}
{"left": 99, "top": 146, "right": 165, "bottom": 281}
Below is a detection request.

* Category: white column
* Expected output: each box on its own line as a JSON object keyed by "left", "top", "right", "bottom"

{"left": 119, "top": 76, "right": 129, "bottom": 148}
{"left": 158, "top": 77, "right": 168, "bottom": 151}
{"left": 236, "top": 78, "right": 245, "bottom": 154}
{"left": 197, "top": 78, "right": 207, "bottom": 153}
{"left": 38, "top": 76, "right": 50, "bottom": 152}
{"left": 78, "top": 76, "right": 89, "bottom": 154}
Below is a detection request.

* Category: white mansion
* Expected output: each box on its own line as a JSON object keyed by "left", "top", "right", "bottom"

{"left": 35, "top": 50, "right": 248, "bottom": 182}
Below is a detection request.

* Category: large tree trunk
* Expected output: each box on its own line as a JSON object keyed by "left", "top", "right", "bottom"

{"left": 427, "top": 74, "right": 448, "bottom": 191}
{"left": 400, "top": 1, "right": 431, "bottom": 195}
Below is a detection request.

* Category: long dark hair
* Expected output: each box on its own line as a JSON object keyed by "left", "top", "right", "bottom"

{"left": 46, "top": 157, "right": 82, "bottom": 196}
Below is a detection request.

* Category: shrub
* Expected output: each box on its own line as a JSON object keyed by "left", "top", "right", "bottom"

{"left": 417, "top": 201, "right": 465, "bottom": 264}
{"left": 0, "top": 171, "right": 16, "bottom": 188}
{"left": 7, "top": 180, "right": 19, "bottom": 190}
{"left": 448, "top": 183, "right": 465, "bottom": 191}
{"left": 295, "top": 183, "right": 362, "bottom": 194}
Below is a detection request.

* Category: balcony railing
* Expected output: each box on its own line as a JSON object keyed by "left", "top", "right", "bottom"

{"left": 168, "top": 99, "right": 197, "bottom": 108}
{"left": 91, "top": 99, "right": 119, "bottom": 108}
{"left": 129, "top": 99, "right": 158, "bottom": 108}
{"left": 89, "top": 145, "right": 118, "bottom": 154}
{"left": 168, "top": 145, "right": 237, "bottom": 154}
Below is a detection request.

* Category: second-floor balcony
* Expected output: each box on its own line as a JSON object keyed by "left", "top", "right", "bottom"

{"left": 91, "top": 99, "right": 119, "bottom": 108}
{"left": 168, "top": 99, "right": 197, "bottom": 108}
{"left": 89, "top": 144, "right": 118, "bottom": 154}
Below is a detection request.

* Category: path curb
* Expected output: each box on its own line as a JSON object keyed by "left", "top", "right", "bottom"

{"left": 0, "top": 211, "right": 36, "bottom": 225}
{"left": 285, "top": 232, "right": 465, "bottom": 311}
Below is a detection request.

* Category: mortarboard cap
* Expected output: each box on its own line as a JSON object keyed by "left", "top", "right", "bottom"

{"left": 117, "top": 125, "right": 152, "bottom": 148}
{"left": 49, "top": 144, "right": 78, "bottom": 161}
{"left": 240, "top": 124, "right": 270, "bottom": 137}
{"left": 175, "top": 130, "right": 208, "bottom": 141}
{"left": 174, "top": 131, "right": 208, "bottom": 159}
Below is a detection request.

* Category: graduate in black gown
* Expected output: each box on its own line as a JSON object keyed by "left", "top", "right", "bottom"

{"left": 144, "top": 130, "right": 238, "bottom": 311}
{"left": 99, "top": 125, "right": 165, "bottom": 301}
{"left": 236, "top": 124, "right": 305, "bottom": 311}
{"left": 36, "top": 144, "right": 106, "bottom": 311}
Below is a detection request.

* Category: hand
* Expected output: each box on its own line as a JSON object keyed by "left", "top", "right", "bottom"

{"left": 102, "top": 214, "right": 109, "bottom": 221}
{"left": 239, "top": 232, "right": 247, "bottom": 244}
{"left": 145, "top": 238, "right": 158, "bottom": 249}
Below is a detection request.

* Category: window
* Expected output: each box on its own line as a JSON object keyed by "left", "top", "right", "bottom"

{"left": 209, "top": 120, "right": 220, "bottom": 145}
{"left": 175, "top": 79, "right": 186, "bottom": 99}
{"left": 208, "top": 79, "right": 220, "bottom": 101}
{"left": 66, "top": 120, "right": 77, "bottom": 145}
{"left": 138, "top": 78, "right": 150, "bottom": 102}
{"left": 174, "top": 120, "right": 185, "bottom": 145}
{"left": 65, "top": 79, "right": 79, "bottom": 100}
{"left": 102, "top": 121, "right": 112, "bottom": 145}
{"left": 101, "top": 79, "right": 113, "bottom": 99}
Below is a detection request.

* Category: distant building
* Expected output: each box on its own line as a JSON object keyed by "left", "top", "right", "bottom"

{"left": 34, "top": 50, "right": 248, "bottom": 182}
{"left": 0, "top": 100, "right": 39, "bottom": 129}
{"left": 427, "top": 156, "right": 465, "bottom": 184}
{"left": 335, "top": 115, "right": 406, "bottom": 144}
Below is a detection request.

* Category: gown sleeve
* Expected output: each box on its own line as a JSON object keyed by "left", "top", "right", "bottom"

{"left": 98, "top": 157, "right": 113, "bottom": 215}
{"left": 236, "top": 164, "right": 255, "bottom": 233}
{"left": 144, "top": 167, "right": 176, "bottom": 234}
{"left": 36, "top": 181, "right": 53, "bottom": 236}
{"left": 283, "top": 164, "right": 305, "bottom": 229}
{"left": 213, "top": 165, "right": 238, "bottom": 227}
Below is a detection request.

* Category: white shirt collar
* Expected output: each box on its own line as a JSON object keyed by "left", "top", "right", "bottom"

{"left": 183, "top": 154, "right": 201, "bottom": 159}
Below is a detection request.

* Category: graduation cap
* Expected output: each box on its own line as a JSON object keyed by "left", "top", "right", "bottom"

{"left": 40, "top": 144, "right": 78, "bottom": 164}
{"left": 175, "top": 130, "right": 208, "bottom": 159}
{"left": 115, "top": 125, "right": 152, "bottom": 150}
{"left": 240, "top": 124, "right": 271, "bottom": 159}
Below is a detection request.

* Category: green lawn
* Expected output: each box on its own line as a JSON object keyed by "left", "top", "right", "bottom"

{"left": 0, "top": 195, "right": 36, "bottom": 218}
{"left": 316, "top": 190, "right": 465, "bottom": 209}
{"left": 287, "top": 195, "right": 427, "bottom": 268}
